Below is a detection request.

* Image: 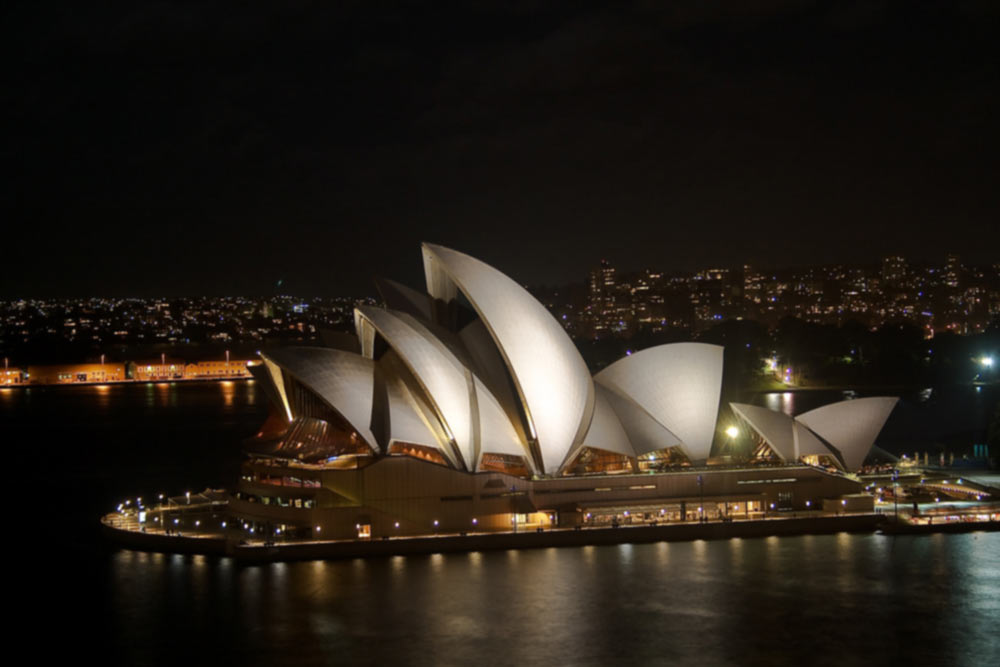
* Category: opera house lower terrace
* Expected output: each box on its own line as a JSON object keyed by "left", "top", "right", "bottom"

{"left": 211, "top": 243, "right": 903, "bottom": 543}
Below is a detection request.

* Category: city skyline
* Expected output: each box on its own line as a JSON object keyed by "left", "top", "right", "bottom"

{"left": 4, "top": 250, "right": 995, "bottom": 353}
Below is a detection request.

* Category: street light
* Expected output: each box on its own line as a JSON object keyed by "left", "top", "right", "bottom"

{"left": 725, "top": 426, "right": 739, "bottom": 439}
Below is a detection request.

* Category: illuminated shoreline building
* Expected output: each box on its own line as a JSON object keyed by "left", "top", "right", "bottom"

{"left": 235, "top": 244, "right": 896, "bottom": 540}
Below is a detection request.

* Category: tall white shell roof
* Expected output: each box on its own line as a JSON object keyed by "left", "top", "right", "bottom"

{"left": 356, "top": 306, "right": 474, "bottom": 468}
{"left": 421, "top": 243, "right": 594, "bottom": 474}
{"left": 596, "top": 343, "right": 723, "bottom": 462}
{"left": 355, "top": 305, "right": 524, "bottom": 472}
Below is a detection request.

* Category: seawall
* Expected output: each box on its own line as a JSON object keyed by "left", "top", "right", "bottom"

{"left": 102, "top": 514, "right": 883, "bottom": 563}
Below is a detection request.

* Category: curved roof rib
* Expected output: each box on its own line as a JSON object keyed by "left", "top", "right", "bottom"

{"left": 356, "top": 305, "right": 524, "bottom": 471}
{"left": 422, "top": 243, "right": 594, "bottom": 475}
{"left": 472, "top": 375, "right": 534, "bottom": 470}
{"left": 730, "top": 402, "right": 796, "bottom": 461}
{"left": 794, "top": 397, "right": 899, "bottom": 472}
{"left": 595, "top": 343, "right": 723, "bottom": 462}
{"left": 256, "top": 358, "right": 292, "bottom": 422}
{"left": 600, "top": 385, "right": 684, "bottom": 456}
{"left": 383, "top": 367, "right": 451, "bottom": 453}
{"left": 261, "top": 347, "right": 379, "bottom": 453}
{"left": 792, "top": 421, "right": 839, "bottom": 462}
{"left": 730, "top": 402, "right": 848, "bottom": 465}
{"left": 567, "top": 383, "right": 638, "bottom": 468}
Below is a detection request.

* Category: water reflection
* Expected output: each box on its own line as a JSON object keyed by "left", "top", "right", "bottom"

{"left": 102, "top": 533, "right": 1000, "bottom": 665}
{"left": 656, "top": 541, "right": 670, "bottom": 568}
{"left": 617, "top": 542, "right": 634, "bottom": 570}
{"left": 220, "top": 380, "right": 235, "bottom": 407}
{"left": 429, "top": 552, "right": 444, "bottom": 575}
{"left": 763, "top": 391, "right": 795, "bottom": 415}
{"left": 91, "top": 384, "right": 112, "bottom": 411}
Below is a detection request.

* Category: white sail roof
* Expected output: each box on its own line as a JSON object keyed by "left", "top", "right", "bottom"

{"left": 422, "top": 243, "right": 594, "bottom": 474}
{"left": 356, "top": 306, "right": 473, "bottom": 468}
{"left": 261, "top": 347, "right": 379, "bottom": 453}
{"left": 473, "top": 375, "right": 531, "bottom": 467}
{"left": 730, "top": 402, "right": 796, "bottom": 461}
{"left": 571, "top": 383, "right": 638, "bottom": 466}
{"left": 600, "top": 384, "right": 684, "bottom": 456}
{"left": 792, "top": 421, "right": 837, "bottom": 462}
{"left": 595, "top": 343, "right": 723, "bottom": 462}
{"left": 356, "top": 305, "right": 524, "bottom": 471}
{"left": 383, "top": 369, "right": 448, "bottom": 454}
{"left": 795, "top": 397, "right": 899, "bottom": 471}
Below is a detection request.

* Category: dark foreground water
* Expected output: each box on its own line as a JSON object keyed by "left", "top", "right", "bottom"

{"left": 4, "top": 381, "right": 999, "bottom": 666}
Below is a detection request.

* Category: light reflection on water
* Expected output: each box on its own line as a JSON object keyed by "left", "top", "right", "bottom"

{"left": 763, "top": 391, "right": 796, "bottom": 415}
{"left": 106, "top": 533, "right": 1000, "bottom": 666}
{"left": 221, "top": 380, "right": 235, "bottom": 407}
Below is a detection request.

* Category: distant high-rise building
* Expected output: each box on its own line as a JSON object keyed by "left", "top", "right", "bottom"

{"left": 944, "top": 254, "right": 961, "bottom": 288}
{"left": 588, "top": 260, "right": 621, "bottom": 335}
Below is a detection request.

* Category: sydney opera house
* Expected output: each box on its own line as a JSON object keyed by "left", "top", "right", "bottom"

{"left": 235, "top": 244, "right": 897, "bottom": 540}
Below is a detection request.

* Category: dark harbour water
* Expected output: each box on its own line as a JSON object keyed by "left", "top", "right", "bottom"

{"left": 3, "top": 381, "right": 999, "bottom": 666}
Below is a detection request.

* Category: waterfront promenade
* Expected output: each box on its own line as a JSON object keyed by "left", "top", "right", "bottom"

{"left": 102, "top": 504, "right": 894, "bottom": 563}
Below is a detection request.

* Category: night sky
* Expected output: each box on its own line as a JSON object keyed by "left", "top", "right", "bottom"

{"left": 6, "top": 1, "right": 999, "bottom": 297}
